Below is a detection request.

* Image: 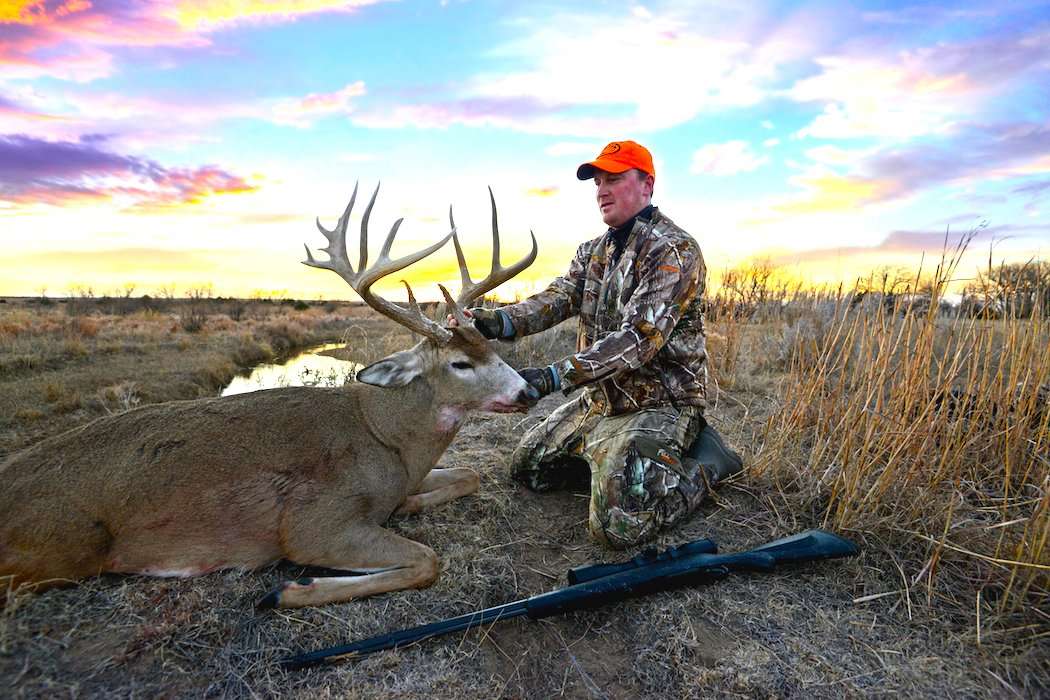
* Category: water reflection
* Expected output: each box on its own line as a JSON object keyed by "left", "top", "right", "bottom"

{"left": 221, "top": 343, "right": 362, "bottom": 396}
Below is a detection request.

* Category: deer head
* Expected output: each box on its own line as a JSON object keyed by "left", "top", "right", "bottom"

{"left": 304, "top": 183, "right": 539, "bottom": 421}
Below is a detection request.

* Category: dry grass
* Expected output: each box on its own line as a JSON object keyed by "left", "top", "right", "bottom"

{"left": 0, "top": 299, "right": 362, "bottom": 457}
{"left": 1, "top": 293, "right": 1048, "bottom": 698}
{"left": 753, "top": 268, "right": 1049, "bottom": 644}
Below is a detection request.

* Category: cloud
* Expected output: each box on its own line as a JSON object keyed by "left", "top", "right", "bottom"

{"left": 350, "top": 8, "right": 1050, "bottom": 139}
{"left": 0, "top": 133, "right": 257, "bottom": 208}
{"left": 769, "top": 222, "right": 1049, "bottom": 273}
{"left": 353, "top": 6, "right": 802, "bottom": 136}
{"left": 170, "top": 0, "right": 383, "bottom": 30}
{"left": 351, "top": 95, "right": 583, "bottom": 133}
{"left": 762, "top": 121, "right": 1050, "bottom": 218}
{"left": 690, "top": 140, "right": 768, "bottom": 176}
{"left": 773, "top": 173, "right": 901, "bottom": 215}
{"left": 270, "top": 81, "right": 366, "bottom": 127}
{"left": 0, "top": 93, "right": 61, "bottom": 123}
{"left": 804, "top": 144, "right": 873, "bottom": 166}
{"left": 1013, "top": 178, "right": 1050, "bottom": 197}
{"left": 863, "top": 122, "right": 1050, "bottom": 193}
{"left": 0, "top": 0, "right": 386, "bottom": 82}
{"left": 0, "top": 80, "right": 371, "bottom": 148}
{"left": 861, "top": 5, "right": 997, "bottom": 26}
{"left": 525, "top": 186, "right": 558, "bottom": 198}
{"left": 790, "top": 27, "right": 1050, "bottom": 140}
{"left": 768, "top": 225, "right": 1004, "bottom": 268}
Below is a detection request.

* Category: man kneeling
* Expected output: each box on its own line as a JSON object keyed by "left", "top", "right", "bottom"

{"left": 466, "top": 140, "right": 740, "bottom": 548}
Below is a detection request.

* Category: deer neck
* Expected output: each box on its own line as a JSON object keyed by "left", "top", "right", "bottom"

{"left": 362, "top": 378, "right": 466, "bottom": 482}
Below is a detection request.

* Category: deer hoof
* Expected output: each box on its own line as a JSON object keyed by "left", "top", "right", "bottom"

{"left": 256, "top": 589, "right": 281, "bottom": 610}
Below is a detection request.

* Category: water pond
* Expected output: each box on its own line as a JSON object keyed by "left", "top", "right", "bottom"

{"left": 221, "top": 343, "right": 362, "bottom": 396}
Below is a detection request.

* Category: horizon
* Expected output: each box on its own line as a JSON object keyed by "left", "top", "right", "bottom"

{"left": 2, "top": 1, "right": 1048, "bottom": 300}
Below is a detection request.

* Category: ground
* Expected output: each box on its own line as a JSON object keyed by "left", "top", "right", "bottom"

{"left": 1, "top": 300, "right": 1046, "bottom": 698}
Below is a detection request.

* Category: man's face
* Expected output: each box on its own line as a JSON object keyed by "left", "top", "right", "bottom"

{"left": 593, "top": 169, "right": 654, "bottom": 228}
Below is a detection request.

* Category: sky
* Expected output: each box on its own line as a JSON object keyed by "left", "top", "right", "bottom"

{"left": 1, "top": 0, "right": 1049, "bottom": 301}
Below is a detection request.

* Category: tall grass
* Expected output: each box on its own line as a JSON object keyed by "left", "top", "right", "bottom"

{"left": 754, "top": 250, "right": 1049, "bottom": 631}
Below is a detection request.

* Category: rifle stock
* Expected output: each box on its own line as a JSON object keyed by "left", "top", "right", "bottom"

{"left": 281, "top": 529, "right": 857, "bottom": 670}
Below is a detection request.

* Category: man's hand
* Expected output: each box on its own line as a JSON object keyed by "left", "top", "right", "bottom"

{"left": 518, "top": 365, "right": 561, "bottom": 399}
{"left": 447, "top": 307, "right": 515, "bottom": 340}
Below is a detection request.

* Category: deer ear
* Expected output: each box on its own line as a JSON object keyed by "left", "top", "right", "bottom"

{"left": 357, "top": 350, "right": 423, "bottom": 388}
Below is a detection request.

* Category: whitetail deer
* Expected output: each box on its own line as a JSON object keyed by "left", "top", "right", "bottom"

{"left": 0, "top": 183, "right": 538, "bottom": 608}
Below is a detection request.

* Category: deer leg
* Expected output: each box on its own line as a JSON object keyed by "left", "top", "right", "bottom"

{"left": 260, "top": 524, "right": 439, "bottom": 609}
{"left": 395, "top": 467, "right": 480, "bottom": 516}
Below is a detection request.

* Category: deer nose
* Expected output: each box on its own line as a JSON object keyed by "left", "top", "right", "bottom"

{"left": 521, "top": 385, "right": 541, "bottom": 405}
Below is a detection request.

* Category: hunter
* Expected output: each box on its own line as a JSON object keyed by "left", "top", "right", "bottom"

{"left": 462, "top": 140, "right": 736, "bottom": 549}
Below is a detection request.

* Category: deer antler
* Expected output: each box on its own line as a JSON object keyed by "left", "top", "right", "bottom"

{"left": 449, "top": 187, "right": 538, "bottom": 313}
{"left": 305, "top": 182, "right": 454, "bottom": 343}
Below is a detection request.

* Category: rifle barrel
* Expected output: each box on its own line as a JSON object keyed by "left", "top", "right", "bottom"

{"left": 281, "top": 600, "right": 529, "bottom": 669}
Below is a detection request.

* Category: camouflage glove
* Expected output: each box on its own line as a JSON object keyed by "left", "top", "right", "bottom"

{"left": 468, "top": 307, "right": 516, "bottom": 340}
{"left": 518, "top": 365, "right": 561, "bottom": 399}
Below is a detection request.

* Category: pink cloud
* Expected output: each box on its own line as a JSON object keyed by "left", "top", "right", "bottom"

{"left": 271, "top": 81, "right": 366, "bottom": 127}
{"left": 0, "top": 133, "right": 257, "bottom": 208}
{"left": 0, "top": 0, "right": 384, "bottom": 82}
{"left": 0, "top": 81, "right": 370, "bottom": 149}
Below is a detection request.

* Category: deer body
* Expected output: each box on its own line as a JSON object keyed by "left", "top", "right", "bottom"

{"left": 0, "top": 183, "right": 537, "bottom": 608}
{"left": 2, "top": 385, "right": 435, "bottom": 576}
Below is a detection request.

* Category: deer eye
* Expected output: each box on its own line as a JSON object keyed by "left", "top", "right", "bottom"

{"left": 451, "top": 361, "right": 474, "bottom": 371}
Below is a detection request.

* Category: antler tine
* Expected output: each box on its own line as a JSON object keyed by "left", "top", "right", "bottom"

{"left": 454, "top": 187, "right": 538, "bottom": 306}
{"left": 439, "top": 284, "right": 471, "bottom": 327}
{"left": 401, "top": 280, "right": 429, "bottom": 322}
{"left": 450, "top": 206, "right": 472, "bottom": 292}
{"left": 359, "top": 182, "right": 380, "bottom": 272}
{"left": 304, "top": 184, "right": 454, "bottom": 344}
{"left": 488, "top": 186, "right": 501, "bottom": 274}
{"left": 308, "top": 181, "right": 359, "bottom": 278}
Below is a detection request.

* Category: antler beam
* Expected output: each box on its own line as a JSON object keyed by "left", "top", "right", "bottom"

{"left": 450, "top": 187, "right": 538, "bottom": 308}
{"left": 305, "top": 182, "right": 453, "bottom": 343}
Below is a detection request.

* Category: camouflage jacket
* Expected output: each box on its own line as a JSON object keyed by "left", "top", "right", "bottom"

{"left": 501, "top": 207, "right": 708, "bottom": 416}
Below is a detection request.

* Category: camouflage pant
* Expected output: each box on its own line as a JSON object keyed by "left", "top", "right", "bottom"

{"left": 510, "top": 392, "right": 706, "bottom": 549}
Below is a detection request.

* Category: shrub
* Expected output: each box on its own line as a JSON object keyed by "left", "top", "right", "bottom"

{"left": 67, "top": 316, "right": 100, "bottom": 338}
{"left": 51, "top": 391, "right": 82, "bottom": 414}
{"left": 97, "top": 382, "right": 141, "bottom": 414}
{"left": 43, "top": 382, "right": 67, "bottom": 403}
{"left": 62, "top": 338, "right": 88, "bottom": 358}
{"left": 15, "top": 408, "right": 45, "bottom": 422}
{"left": 258, "top": 320, "right": 308, "bottom": 355}
{"left": 231, "top": 335, "right": 274, "bottom": 367}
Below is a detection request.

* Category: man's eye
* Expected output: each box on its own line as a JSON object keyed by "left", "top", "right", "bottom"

{"left": 451, "top": 361, "right": 474, "bottom": 370}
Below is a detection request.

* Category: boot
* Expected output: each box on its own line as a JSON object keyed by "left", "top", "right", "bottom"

{"left": 683, "top": 422, "right": 743, "bottom": 485}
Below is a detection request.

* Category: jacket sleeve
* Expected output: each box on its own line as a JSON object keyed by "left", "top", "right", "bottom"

{"left": 498, "top": 239, "right": 594, "bottom": 338}
{"left": 554, "top": 237, "right": 704, "bottom": 391}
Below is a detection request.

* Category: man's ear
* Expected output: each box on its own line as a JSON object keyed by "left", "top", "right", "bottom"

{"left": 357, "top": 349, "right": 423, "bottom": 388}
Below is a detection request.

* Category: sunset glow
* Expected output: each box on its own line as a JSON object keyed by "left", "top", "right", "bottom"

{"left": 1, "top": 1, "right": 1047, "bottom": 300}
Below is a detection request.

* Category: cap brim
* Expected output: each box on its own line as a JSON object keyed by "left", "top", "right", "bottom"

{"left": 576, "top": 158, "right": 633, "bottom": 180}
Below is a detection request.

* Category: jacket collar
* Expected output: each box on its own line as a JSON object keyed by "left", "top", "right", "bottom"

{"left": 607, "top": 204, "right": 656, "bottom": 240}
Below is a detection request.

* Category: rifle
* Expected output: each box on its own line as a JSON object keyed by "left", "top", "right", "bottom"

{"left": 281, "top": 529, "right": 858, "bottom": 670}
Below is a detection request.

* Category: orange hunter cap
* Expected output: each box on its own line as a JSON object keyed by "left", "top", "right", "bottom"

{"left": 577, "top": 140, "right": 655, "bottom": 180}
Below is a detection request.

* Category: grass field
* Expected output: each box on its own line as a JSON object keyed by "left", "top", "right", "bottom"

{"left": 1, "top": 292, "right": 1047, "bottom": 698}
